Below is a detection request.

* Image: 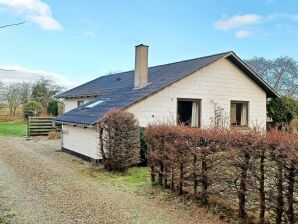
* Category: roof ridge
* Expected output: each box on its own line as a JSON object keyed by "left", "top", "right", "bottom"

{"left": 57, "top": 51, "right": 232, "bottom": 98}
{"left": 94, "top": 51, "right": 233, "bottom": 78}
{"left": 147, "top": 51, "right": 232, "bottom": 70}
{"left": 112, "top": 51, "right": 232, "bottom": 73}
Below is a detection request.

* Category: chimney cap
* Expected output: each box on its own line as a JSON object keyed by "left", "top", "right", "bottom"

{"left": 135, "top": 44, "right": 149, "bottom": 48}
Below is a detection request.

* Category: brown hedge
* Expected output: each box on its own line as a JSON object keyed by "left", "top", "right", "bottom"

{"left": 146, "top": 125, "right": 298, "bottom": 224}
{"left": 97, "top": 110, "right": 140, "bottom": 172}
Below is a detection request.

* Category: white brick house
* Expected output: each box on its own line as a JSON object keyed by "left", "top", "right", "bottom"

{"left": 55, "top": 45, "right": 278, "bottom": 160}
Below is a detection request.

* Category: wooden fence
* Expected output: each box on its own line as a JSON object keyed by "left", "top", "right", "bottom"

{"left": 0, "top": 115, "right": 23, "bottom": 122}
{"left": 27, "top": 117, "right": 61, "bottom": 137}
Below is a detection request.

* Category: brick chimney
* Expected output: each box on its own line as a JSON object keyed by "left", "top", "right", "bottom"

{"left": 134, "top": 44, "right": 149, "bottom": 88}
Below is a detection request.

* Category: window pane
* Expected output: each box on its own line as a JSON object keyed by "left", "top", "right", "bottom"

{"left": 77, "top": 101, "right": 84, "bottom": 107}
{"left": 177, "top": 100, "right": 200, "bottom": 127}
{"left": 231, "top": 102, "right": 248, "bottom": 126}
{"left": 236, "top": 104, "right": 242, "bottom": 125}
{"left": 177, "top": 101, "right": 192, "bottom": 126}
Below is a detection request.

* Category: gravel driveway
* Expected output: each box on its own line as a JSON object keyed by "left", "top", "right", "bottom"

{"left": 0, "top": 137, "right": 224, "bottom": 224}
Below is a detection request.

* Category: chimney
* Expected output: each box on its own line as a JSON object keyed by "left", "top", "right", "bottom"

{"left": 134, "top": 44, "right": 149, "bottom": 88}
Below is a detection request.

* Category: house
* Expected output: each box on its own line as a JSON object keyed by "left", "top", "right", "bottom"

{"left": 55, "top": 44, "right": 279, "bottom": 160}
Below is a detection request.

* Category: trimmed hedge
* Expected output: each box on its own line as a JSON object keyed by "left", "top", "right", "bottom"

{"left": 146, "top": 125, "right": 298, "bottom": 223}
{"left": 98, "top": 110, "right": 140, "bottom": 172}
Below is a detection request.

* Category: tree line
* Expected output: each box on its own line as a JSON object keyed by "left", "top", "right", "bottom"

{"left": 0, "top": 78, "right": 63, "bottom": 117}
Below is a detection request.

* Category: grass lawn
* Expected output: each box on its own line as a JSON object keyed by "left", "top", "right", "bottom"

{"left": 82, "top": 166, "right": 151, "bottom": 190}
{"left": 0, "top": 122, "right": 27, "bottom": 137}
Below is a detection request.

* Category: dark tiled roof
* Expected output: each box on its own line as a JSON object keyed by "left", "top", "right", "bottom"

{"left": 55, "top": 51, "right": 278, "bottom": 125}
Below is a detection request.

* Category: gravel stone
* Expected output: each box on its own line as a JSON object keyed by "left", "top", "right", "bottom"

{"left": 0, "top": 137, "right": 224, "bottom": 224}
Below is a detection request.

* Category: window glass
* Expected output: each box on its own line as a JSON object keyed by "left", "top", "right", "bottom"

{"left": 177, "top": 99, "right": 200, "bottom": 127}
{"left": 86, "top": 100, "right": 104, "bottom": 108}
{"left": 77, "top": 100, "right": 84, "bottom": 107}
{"left": 230, "top": 102, "right": 248, "bottom": 126}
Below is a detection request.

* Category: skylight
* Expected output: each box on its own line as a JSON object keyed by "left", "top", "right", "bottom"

{"left": 86, "top": 100, "right": 104, "bottom": 108}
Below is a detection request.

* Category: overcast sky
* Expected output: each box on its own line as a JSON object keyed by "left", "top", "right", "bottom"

{"left": 1, "top": 0, "right": 298, "bottom": 88}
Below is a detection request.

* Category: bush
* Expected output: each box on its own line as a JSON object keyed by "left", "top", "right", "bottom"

{"left": 98, "top": 110, "right": 140, "bottom": 172}
{"left": 47, "top": 100, "right": 59, "bottom": 116}
{"left": 267, "top": 96, "right": 298, "bottom": 124}
{"left": 139, "top": 127, "right": 148, "bottom": 166}
{"left": 23, "top": 101, "right": 43, "bottom": 119}
{"left": 147, "top": 125, "right": 298, "bottom": 223}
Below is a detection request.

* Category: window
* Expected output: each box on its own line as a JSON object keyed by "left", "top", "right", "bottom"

{"left": 177, "top": 99, "right": 200, "bottom": 127}
{"left": 86, "top": 99, "right": 105, "bottom": 108}
{"left": 77, "top": 100, "right": 84, "bottom": 107}
{"left": 230, "top": 101, "right": 248, "bottom": 126}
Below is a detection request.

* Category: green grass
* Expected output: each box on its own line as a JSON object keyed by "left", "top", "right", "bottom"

{"left": 82, "top": 166, "right": 151, "bottom": 189}
{"left": 0, "top": 122, "right": 27, "bottom": 137}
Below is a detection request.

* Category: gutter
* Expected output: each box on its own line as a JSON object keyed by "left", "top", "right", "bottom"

{"left": 54, "top": 120, "right": 94, "bottom": 128}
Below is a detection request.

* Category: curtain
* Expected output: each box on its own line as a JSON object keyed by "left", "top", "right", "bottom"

{"left": 191, "top": 101, "right": 199, "bottom": 127}
{"left": 231, "top": 103, "right": 237, "bottom": 125}
{"left": 241, "top": 103, "right": 248, "bottom": 125}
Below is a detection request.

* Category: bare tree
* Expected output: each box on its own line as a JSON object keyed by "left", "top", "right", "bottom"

{"left": 0, "top": 81, "right": 4, "bottom": 104}
{"left": 1, "top": 83, "right": 22, "bottom": 115}
{"left": 19, "top": 82, "right": 33, "bottom": 104}
{"left": 245, "top": 57, "right": 298, "bottom": 98}
{"left": 0, "top": 21, "right": 25, "bottom": 29}
{"left": 0, "top": 82, "right": 33, "bottom": 115}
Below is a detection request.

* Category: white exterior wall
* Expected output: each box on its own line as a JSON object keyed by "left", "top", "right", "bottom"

{"left": 127, "top": 58, "right": 267, "bottom": 130}
{"left": 63, "top": 97, "right": 97, "bottom": 112}
{"left": 62, "top": 124, "right": 100, "bottom": 159}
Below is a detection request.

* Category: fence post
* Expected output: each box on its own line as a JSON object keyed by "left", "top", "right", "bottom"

{"left": 27, "top": 117, "right": 31, "bottom": 137}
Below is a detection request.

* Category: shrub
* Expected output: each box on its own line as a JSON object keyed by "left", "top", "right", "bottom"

{"left": 267, "top": 96, "right": 298, "bottom": 124}
{"left": 147, "top": 125, "right": 298, "bottom": 223}
{"left": 23, "top": 100, "right": 43, "bottom": 120}
{"left": 139, "top": 127, "right": 148, "bottom": 166}
{"left": 98, "top": 110, "right": 140, "bottom": 172}
{"left": 47, "top": 100, "right": 59, "bottom": 116}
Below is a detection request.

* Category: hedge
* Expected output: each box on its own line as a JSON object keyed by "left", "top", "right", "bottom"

{"left": 146, "top": 125, "right": 298, "bottom": 224}
{"left": 98, "top": 110, "right": 140, "bottom": 172}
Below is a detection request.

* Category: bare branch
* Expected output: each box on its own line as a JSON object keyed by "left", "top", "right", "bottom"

{"left": 0, "top": 21, "right": 25, "bottom": 29}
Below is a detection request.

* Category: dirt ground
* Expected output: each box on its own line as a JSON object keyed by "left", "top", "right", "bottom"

{"left": 0, "top": 136, "right": 225, "bottom": 224}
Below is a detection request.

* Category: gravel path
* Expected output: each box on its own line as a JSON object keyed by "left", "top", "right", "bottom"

{"left": 0, "top": 137, "right": 224, "bottom": 224}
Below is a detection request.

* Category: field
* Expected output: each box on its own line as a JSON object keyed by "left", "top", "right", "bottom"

{"left": 0, "top": 106, "right": 23, "bottom": 122}
{"left": 0, "top": 122, "right": 27, "bottom": 137}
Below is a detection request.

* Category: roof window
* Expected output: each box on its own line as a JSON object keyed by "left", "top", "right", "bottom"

{"left": 86, "top": 100, "right": 104, "bottom": 108}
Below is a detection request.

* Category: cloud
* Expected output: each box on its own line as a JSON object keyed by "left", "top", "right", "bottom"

{"left": 0, "top": 0, "right": 62, "bottom": 31}
{"left": 214, "top": 14, "right": 262, "bottom": 31}
{"left": 214, "top": 12, "right": 298, "bottom": 39}
{"left": 0, "top": 65, "right": 75, "bottom": 88}
{"left": 235, "top": 30, "right": 251, "bottom": 39}
{"left": 27, "top": 15, "right": 62, "bottom": 30}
